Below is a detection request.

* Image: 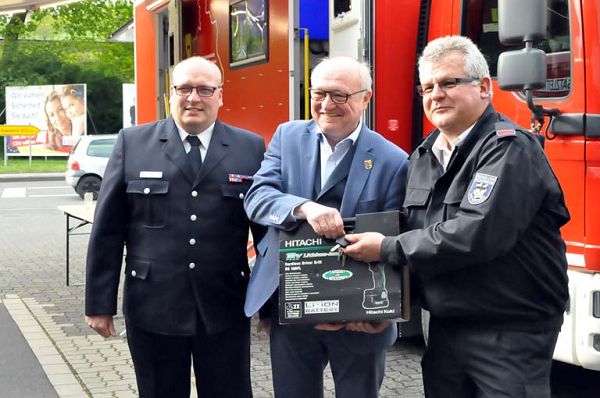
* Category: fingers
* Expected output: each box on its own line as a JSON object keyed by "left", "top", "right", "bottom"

{"left": 345, "top": 320, "right": 392, "bottom": 334}
{"left": 342, "top": 232, "right": 385, "bottom": 263}
{"left": 85, "top": 315, "right": 116, "bottom": 338}
{"left": 303, "top": 203, "right": 344, "bottom": 239}
{"left": 314, "top": 322, "right": 346, "bottom": 331}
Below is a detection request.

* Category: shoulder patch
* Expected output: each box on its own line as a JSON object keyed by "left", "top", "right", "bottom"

{"left": 467, "top": 173, "right": 498, "bottom": 205}
{"left": 496, "top": 129, "right": 517, "bottom": 137}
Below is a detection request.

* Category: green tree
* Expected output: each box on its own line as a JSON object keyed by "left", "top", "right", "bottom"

{"left": 0, "top": 0, "right": 132, "bottom": 41}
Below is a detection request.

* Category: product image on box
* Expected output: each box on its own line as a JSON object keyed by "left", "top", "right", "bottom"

{"left": 278, "top": 211, "right": 410, "bottom": 324}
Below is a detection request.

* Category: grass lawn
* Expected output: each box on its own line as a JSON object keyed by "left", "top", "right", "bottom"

{"left": 0, "top": 156, "right": 67, "bottom": 174}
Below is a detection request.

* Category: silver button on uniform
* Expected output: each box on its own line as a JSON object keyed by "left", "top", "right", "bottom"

{"left": 189, "top": 262, "right": 196, "bottom": 270}
{"left": 143, "top": 188, "right": 150, "bottom": 194}
{"left": 131, "top": 270, "right": 137, "bottom": 277}
{"left": 189, "top": 238, "right": 196, "bottom": 245}
{"left": 190, "top": 214, "right": 197, "bottom": 221}
{"left": 238, "top": 193, "right": 245, "bottom": 199}
{"left": 191, "top": 191, "right": 198, "bottom": 197}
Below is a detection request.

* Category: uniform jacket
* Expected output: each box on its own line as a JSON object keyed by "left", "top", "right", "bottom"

{"left": 381, "top": 105, "right": 570, "bottom": 332}
{"left": 244, "top": 119, "right": 409, "bottom": 353}
{"left": 85, "top": 118, "right": 266, "bottom": 335}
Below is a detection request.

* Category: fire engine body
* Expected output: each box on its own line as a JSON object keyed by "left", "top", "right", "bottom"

{"left": 133, "top": 0, "right": 600, "bottom": 370}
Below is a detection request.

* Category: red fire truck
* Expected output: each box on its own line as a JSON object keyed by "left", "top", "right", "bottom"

{"left": 133, "top": 0, "right": 600, "bottom": 370}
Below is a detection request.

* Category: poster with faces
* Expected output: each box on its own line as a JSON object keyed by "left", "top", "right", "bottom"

{"left": 5, "top": 84, "right": 86, "bottom": 156}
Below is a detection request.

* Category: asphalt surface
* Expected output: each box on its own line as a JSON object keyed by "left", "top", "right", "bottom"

{"left": 0, "top": 303, "right": 59, "bottom": 398}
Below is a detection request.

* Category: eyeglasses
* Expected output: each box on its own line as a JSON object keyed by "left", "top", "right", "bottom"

{"left": 173, "top": 85, "right": 220, "bottom": 97}
{"left": 416, "top": 77, "right": 479, "bottom": 96}
{"left": 309, "top": 89, "right": 368, "bottom": 104}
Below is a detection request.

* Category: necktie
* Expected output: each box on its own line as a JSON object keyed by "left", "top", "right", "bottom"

{"left": 186, "top": 135, "right": 203, "bottom": 173}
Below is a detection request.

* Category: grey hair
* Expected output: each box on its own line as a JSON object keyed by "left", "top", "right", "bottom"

{"left": 311, "top": 56, "right": 372, "bottom": 90}
{"left": 173, "top": 56, "right": 223, "bottom": 86}
{"left": 418, "top": 35, "right": 490, "bottom": 81}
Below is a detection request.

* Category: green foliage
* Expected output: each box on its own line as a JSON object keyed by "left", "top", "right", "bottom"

{"left": 0, "top": 0, "right": 133, "bottom": 41}
{"left": 44, "top": 0, "right": 133, "bottom": 41}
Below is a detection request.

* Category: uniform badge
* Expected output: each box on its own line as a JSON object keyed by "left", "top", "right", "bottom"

{"left": 228, "top": 173, "right": 254, "bottom": 183}
{"left": 467, "top": 173, "right": 498, "bottom": 205}
{"left": 363, "top": 160, "right": 373, "bottom": 170}
{"left": 496, "top": 129, "right": 516, "bottom": 137}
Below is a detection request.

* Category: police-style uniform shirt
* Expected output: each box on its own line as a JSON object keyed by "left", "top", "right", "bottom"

{"left": 381, "top": 105, "right": 570, "bottom": 332}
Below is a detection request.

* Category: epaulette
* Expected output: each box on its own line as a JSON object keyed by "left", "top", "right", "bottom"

{"left": 494, "top": 121, "right": 518, "bottom": 138}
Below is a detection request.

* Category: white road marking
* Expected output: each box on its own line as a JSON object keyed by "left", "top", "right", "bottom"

{"left": 29, "top": 194, "right": 79, "bottom": 198}
{"left": 1, "top": 188, "right": 26, "bottom": 198}
{"left": 28, "top": 186, "right": 69, "bottom": 190}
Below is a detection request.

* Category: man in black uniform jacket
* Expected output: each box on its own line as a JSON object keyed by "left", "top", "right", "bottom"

{"left": 84, "top": 56, "right": 265, "bottom": 398}
{"left": 344, "top": 35, "right": 569, "bottom": 397}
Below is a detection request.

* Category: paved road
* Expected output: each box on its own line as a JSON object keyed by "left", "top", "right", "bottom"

{"left": 1, "top": 178, "right": 598, "bottom": 397}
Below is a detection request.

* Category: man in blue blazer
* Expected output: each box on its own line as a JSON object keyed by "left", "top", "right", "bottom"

{"left": 244, "top": 56, "right": 409, "bottom": 398}
{"left": 85, "top": 57, "right": 265, "bottom": 398}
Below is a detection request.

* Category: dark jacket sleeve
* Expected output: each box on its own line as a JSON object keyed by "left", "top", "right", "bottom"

{"left": 85, "top": 130, "right": 128, "bottom": 315}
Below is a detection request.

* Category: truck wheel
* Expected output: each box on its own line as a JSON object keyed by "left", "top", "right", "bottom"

{"left": 76, "top": 175, "right": 102, "bottom": 200}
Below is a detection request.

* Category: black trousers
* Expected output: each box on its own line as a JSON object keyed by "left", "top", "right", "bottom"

{"left": 126, "top": 319, "right": 251, "bottom": 398}
{"left": 422, "top": 317, "right": 559, "bottom": 398}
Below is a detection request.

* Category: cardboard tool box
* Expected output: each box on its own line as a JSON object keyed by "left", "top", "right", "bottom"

{"left": 278, "top": 210, "right": 410, "bottom": 324}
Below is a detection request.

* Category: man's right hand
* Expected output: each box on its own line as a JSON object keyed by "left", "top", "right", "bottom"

{"left": 85, "top": 314, "right": 116, "bottom": 338}
{"left": 294, "top": 201, "right": 344, "bottom": 239}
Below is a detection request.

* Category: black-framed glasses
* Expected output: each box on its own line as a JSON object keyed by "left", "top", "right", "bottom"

{"left": 416, "top": 77, "right": 479, "bottom": 96}
{"left": 309, "top": 88, "right": 368, "bottom": 104}
{"left": 173, "top": 85, "right": 220, "bottom": 97}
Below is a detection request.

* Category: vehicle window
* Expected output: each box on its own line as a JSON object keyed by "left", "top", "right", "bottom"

{"left": 462, "top": 0, "right": 571, "bottom": 98}
{"left": 229, "top": 0, "right": 268, "bottom": 68}
{"left": 87, "top": 139, "right": 117, "bottom": 158}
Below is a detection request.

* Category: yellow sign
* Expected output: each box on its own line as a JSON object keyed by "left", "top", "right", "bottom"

{"left": 0, "top": 125, "right": 41, "bottom": 136}
{"left": 0, "top": 125, "right": 40, "bottom": 135}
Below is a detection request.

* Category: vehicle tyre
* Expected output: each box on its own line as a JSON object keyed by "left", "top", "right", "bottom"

{"left": 76, "top": 175, "right": 102, "bottom": 200}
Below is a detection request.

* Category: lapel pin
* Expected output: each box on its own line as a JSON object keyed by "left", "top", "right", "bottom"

{"left": 363, "top": 159, "right": 373, "bottom": 170}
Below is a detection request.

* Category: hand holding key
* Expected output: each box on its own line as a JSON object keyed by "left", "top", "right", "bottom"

{"left": 343, "top": 232, "right": 385, "bottom": 263}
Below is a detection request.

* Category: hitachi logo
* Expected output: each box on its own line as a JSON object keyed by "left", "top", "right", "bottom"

{"left": 284, "top": 238, "right": 322, "bottom": 247}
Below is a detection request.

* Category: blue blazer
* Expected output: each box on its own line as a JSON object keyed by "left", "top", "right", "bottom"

{"left": 244, "top": 120, "right": 409, "bottom": 353}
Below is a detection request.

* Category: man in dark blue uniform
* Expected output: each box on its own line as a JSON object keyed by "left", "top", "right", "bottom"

{"left": 85, "top": 57, "right": 265, "bottom": 398}
{"left": 344, "top": 36, "right": 569, "bottom": 397}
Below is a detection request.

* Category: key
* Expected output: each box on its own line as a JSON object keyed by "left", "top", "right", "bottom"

{"left": 329, "top": 236, "right": 351, "bottom": 252}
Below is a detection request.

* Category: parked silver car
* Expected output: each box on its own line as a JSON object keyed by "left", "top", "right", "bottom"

{"left": 65, "top": 134, "right": 118, "bottom": 199}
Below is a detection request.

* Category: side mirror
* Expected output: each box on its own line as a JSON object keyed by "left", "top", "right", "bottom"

{"left": 497, "top": 48, "right": 546, "bottom": 91}
{"left": 498, "top": 0, "right": 547, "bottom": 44}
